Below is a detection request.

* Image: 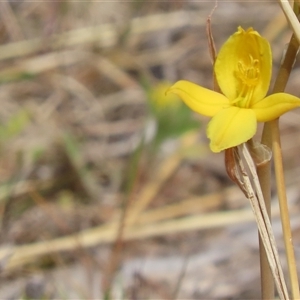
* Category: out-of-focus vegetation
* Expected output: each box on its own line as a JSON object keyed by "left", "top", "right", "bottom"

{"left": 0, "top": 1, "right": 300, "bottom": 299}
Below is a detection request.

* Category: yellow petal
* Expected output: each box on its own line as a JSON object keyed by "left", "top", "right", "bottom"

{"left": 207, "top": 106, "right": 256, "bottom": 152}
{"left": 252, "top": 93, "right": 300, "bottom": 122}
{"left": 150, "top": 81, "right": 181, "bottom": 111}
{"left": 167, "top": 80, "right": 228, "bottom": 117}
{"left": 215, "top": 27, "right": 272, "bottom": 102}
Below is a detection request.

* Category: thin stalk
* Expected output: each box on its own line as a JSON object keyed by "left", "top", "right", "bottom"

{"left": 271, "top": 119, "right": 299, "bottom": 299}
{"left": 257, "top": 159, "right": 274, "bottom": 300}
{"left": 278, "top": 0, "right": 300, "bottom": 44}
{"left": 239, "top": 144, "right": 289, "bottom": 300}
{"left": 261, "top": 32, "right": 299, "bottom": 299}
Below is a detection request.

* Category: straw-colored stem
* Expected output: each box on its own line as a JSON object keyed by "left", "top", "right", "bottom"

{"left": 247, "top": 135, "right": 273, "bottom": 299}
{"left": 272, "top": 33, "right": 299, "bottom": 300}
{"left": 278, "top": 0, "right": 300, "bottom": 44}
{"left": 272, "top": 119, "right": 299, "bottom": 299}
{"left": 240, "top": 144, "right": 289, "bottom": 300}
{"left": 257, "top": 159, "right": 274, "bottom": 300}
{"left": 260, "top": 31, "right": 299, "bottom": 299}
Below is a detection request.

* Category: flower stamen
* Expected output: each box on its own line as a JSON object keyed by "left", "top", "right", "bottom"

{"left": 237, "top": 55, "right": 260, "bottom": 87}
{"left": 233, "top": 55, "right": 260, "bottom": 108}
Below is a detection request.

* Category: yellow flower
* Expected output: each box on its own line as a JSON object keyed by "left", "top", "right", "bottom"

{"left": 149, "top": 81, "right": 181, "bottom": 112}
{"left": 168, "top": 27, "right": 300, "bottom": 152}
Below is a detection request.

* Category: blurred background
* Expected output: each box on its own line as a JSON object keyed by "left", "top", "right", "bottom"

{"left": 1, "top": 1, "right": 300, "bottom": 299}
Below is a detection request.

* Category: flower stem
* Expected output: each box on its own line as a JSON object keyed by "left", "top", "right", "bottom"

{"left": 257, "top": 157, "right": 274, "bottom": 300}
{"left": 271, "top": 118, "right": 299, "bottom": 300}
{"left": 261, "top": 32, "right": 299, "bottom": 299}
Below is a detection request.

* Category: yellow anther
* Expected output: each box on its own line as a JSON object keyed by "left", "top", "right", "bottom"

{"left": 236, "top": 55, "right": 260, "bottom": 87}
